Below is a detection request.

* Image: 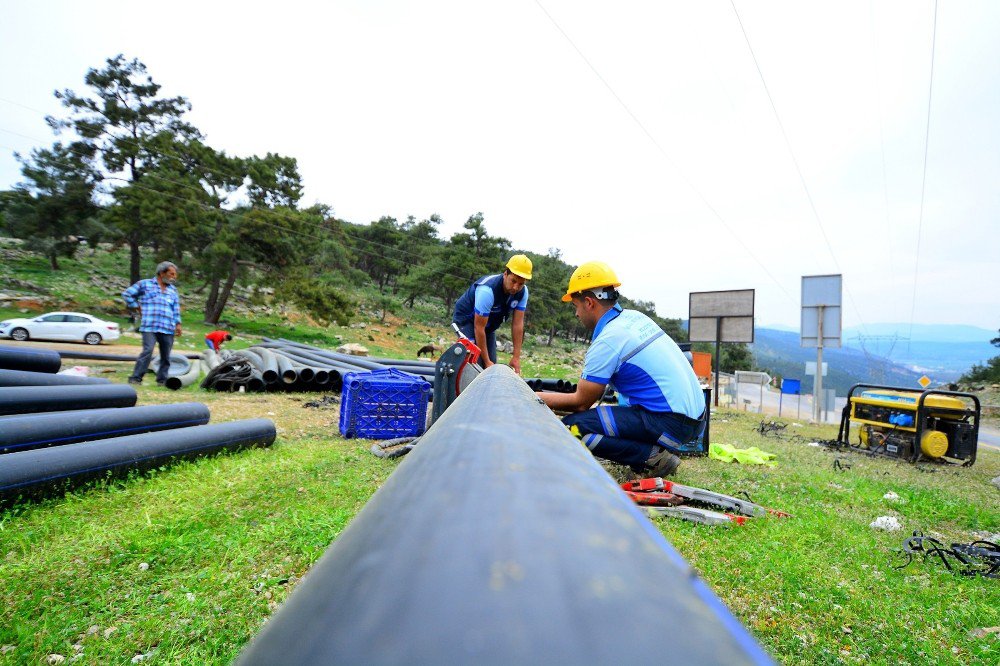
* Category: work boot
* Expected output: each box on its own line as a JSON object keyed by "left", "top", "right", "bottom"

{"left": 643, "top": 448, "right": 681, "bottom": 477}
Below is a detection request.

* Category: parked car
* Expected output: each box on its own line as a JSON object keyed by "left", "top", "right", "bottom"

{"left": 0, "top": 311, "right": 121, "bottom": 345}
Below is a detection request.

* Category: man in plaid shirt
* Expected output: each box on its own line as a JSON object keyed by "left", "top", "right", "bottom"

{"left": 122, "top": 261, "right": 183, "bottom": 385}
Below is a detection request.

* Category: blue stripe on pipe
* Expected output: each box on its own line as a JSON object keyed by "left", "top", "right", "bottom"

{"left": 1, "top": 418, "right": 210, "bottom": 452}
{"left": 0, "top": 432, "right": 272, "bottom": 493}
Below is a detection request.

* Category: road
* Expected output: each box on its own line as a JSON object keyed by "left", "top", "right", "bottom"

{"left": 729, "top": 382, "right": 846, "bottom": 425}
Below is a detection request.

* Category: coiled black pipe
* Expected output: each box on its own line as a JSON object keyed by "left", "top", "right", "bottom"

{"left": 0, "top": 344, "right": 61, "bottom": 373}
{"left": 0, "top": 418, "right": 277, "bottom": 503}
{"left": 0, "top": 403, "right": 211, "bottom": 454}
{"left": 0, "top": 384, "right": 137, "bottom": 416}
{"left": 235, "top": 366, "right": 771, "bottom": 665}
{"left": 0, "top": 368, "right": 112, "bottom": 387}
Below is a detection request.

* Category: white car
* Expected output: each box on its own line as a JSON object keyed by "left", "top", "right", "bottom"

{"left": 0, "top": 311, "right": 121, "bottom": 345}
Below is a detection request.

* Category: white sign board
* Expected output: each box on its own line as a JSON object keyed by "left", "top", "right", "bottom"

{"left": 805, "top": 362, "right": 828, "bottom": 376}
{"left": 735, "top": 371, "right": 771, "bottom": 386}
{"left": 688, "top": 289, "right": 755, "bottom": 343}
{"left": 801, "top": 274, "right": 842, "bottom": 348}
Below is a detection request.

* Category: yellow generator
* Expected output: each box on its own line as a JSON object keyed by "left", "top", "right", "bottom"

{"left": 837, "top": 384, "right": 980, "bottom": 466}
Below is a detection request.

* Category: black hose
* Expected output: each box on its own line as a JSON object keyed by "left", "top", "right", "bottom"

{"left": 0, "top": 418, "right": 276, "bottom": 503}
{"left": 0, "top": 344, "right": 61, "bottom": 374}
{"left": 0, "top": 384, "right": 138, "bottom": 416}
{"left": 0, "top": 368, "right": 112, "bottom": 387}
{"left": 0, "top": 403, "right": 211, "bottom": 454}
{"left": 235, "top": 367, "right": 771, "bottom": 665}
{"left": 54, "top": 351, "right": 204, "bottom": 362}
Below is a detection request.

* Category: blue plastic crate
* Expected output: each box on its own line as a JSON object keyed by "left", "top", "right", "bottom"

{"left": 338, "top": 367, "right": 432, "bottom": 439}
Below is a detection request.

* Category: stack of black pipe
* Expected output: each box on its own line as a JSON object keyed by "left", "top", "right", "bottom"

{"left": 200, "top": 338, "right": 436, "bottom": 393}
{"left": 0, "top": 343, "right": 276, "bottom": 503}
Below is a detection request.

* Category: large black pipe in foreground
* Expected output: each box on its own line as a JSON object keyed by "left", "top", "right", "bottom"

{"left": 0, "top": 418, "right": 276, "bottom": 503}
{"left": 0, "top": 344, "right": 61, "bottom": 373}
{"left": 0, "top": 402, "right": 212, "bottom": 454}
{"left": 0, "top": 384, "right": 137, "bottom": 416}
{"left": 237, "top": 366, "right": 771, "bottom": 665}
{"left": 0, "top": 368, "right": 112, "bottom": 387}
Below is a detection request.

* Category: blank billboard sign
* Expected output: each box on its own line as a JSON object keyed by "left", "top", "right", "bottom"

{"left": 688, "top": 289, "right": 755, "bottom": 343}
{"left": 801, "top": 275, "right": 842, "bottom": 348}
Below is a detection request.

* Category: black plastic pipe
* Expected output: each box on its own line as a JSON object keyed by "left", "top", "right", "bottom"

{"left": 366, "top": 355, "right": 435, "bottom": 368}
{"left": 55, "top": 351, "right": 204, "bottom": 362}
{"left": 0, "top": 418, "right": 276, "bottom": 503}
{"left": 0, "top": 344, "right": 61, "bottom": 374}
{"left": 0, "top": 403, "right": 211, "bottom": 454}
{"left": 0, "top": 384, "right": 137, "bottom": 416}
{"left": 236, "top": 366, "right": 772, "bottom": 665}
{"left": 248, "top": 347, "right": 280, "bottom": 384}
{"left": 273, "top": 352, "right": 298, "bottom": 384}
{"left": 0, "top": 368, "right": 112, "bottom": 387}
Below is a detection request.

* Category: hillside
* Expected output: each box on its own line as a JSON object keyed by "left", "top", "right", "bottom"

{"left": 752, "top": 328, "right": 924, "bottom": 395}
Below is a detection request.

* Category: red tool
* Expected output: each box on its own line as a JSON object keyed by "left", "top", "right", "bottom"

{"left": 451, "top": 323, "right": 481, "bottom": 365}
{"left": 622, "top": 477, "right": 791, "bottom": 522}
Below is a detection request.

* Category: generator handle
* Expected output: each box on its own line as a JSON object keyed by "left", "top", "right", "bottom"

{"left": 914, "top": 388, "right": 981, "bottom": 465}
{"left": 839, "top": 384, "right": 899, "bottom": 444}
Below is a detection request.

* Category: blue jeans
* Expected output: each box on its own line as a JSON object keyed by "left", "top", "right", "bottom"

{"left": 130, "top": 331, "right": 174, "bottom": 383}
{"left": 563, "top": 405, "right": 706, "bottom": 468}
{"left": 457, "top": 323, "right": 496, "bottom": 365}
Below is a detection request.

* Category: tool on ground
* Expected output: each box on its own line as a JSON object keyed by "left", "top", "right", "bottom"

{"left": 835, "top": 384, "right": 980, "bottom": 466}
{"left": 646, "top": 506, "right": 748, "bottom": 526}
{"left": 370, "top": 436, "right": 420, "bottom": 459}
{"left": 622, "top": 477, "right": 791, "bottom": 526}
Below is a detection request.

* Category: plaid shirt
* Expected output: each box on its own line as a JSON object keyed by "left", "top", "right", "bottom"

{"left": 122, "top": 277, "right": 181, "bottom": 334}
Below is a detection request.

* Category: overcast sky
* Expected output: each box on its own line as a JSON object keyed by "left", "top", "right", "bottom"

{"left": 1, "top": 1, "right": 998, "bottom": 334}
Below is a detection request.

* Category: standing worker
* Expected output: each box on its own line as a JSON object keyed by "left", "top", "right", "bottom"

{"left": 122, "top": 261, "right": 182, "bottom": 386}
{"left": 452, "top": 254, "right": 532, "bottom": 374}
{"left": 205, "top": 330, "right": 232, "bottom": 351}
{"left": 537, "top": 261, "right": 705, "bottom": 478}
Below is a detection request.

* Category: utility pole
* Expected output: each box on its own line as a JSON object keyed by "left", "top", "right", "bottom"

{"left": 814, "top": 305, "right": 824, "bottom": 423}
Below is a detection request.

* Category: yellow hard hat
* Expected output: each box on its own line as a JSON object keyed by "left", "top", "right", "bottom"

{"left": 562, "top": 261, "right": 621, "bottom": 302}
{"left": 506, "top": 254, "right": 533, "bottom": 280}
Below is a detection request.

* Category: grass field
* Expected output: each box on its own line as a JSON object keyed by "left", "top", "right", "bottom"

{"left": 1, "top": 386, "right": 998, "bottom": 665}
{"left": 2, "top": 241, "right": 999, "bottom": 664}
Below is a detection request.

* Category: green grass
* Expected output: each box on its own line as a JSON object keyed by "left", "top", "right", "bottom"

{"left": 2, "top": 240, "right": 999, "bottom": 664}
{"left": 2, "top": 406, "right": 997, "bottom": 664}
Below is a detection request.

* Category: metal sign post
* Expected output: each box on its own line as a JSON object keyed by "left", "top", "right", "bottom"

{"left": 801, "top": 275, "right": 842, "bottom": 423}
{"left": 689, "top": 289, "right": 755, "bottom": 407}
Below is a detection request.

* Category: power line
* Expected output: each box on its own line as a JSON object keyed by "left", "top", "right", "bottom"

{"left": 869, "top": 0, "right": 896, "bottom": 305}
{"left": 729, "top": 0, "right": 870, "bottom": 336}
{"left": 909, "top": 0, "right": 939, "bottom": 345}
{"left": 532, "top": 0, "right": 796, "bottom": 304}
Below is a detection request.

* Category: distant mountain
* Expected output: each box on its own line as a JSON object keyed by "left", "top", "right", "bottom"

{"left": 841, "top": 323, "right": 996, "bottom": 381}
{"left": 751, "top": 328, "right": 926, "bottom": 395}
{"left": 843, "top": 323, "right": 996, "bottom": 343}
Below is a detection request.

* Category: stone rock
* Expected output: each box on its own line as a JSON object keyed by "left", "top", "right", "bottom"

{"left": 992, "top": 476, "right": 1000, "bottom": 491}
{"left": 337, "top": 343, "right": 369, "bottom": 356}
{"left": 870, "top": 516, "right": 902, "bottom": 531}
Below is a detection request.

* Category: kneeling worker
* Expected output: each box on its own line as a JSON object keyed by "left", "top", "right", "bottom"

{"left": 452, "top": 254, "right": 532, "bottom": 374}
{"left": 537, "top": 261, "right": 705, "bottom": 477}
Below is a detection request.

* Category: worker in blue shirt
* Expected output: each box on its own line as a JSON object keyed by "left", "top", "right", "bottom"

{"left": 452, "top": 255, "right": 532, "bottom": 374}
{"left": 122, "top": 261, "right": 182, "bottom": 385}
{"left": 538, "top": 261, "right": 705, "bottom": 478}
